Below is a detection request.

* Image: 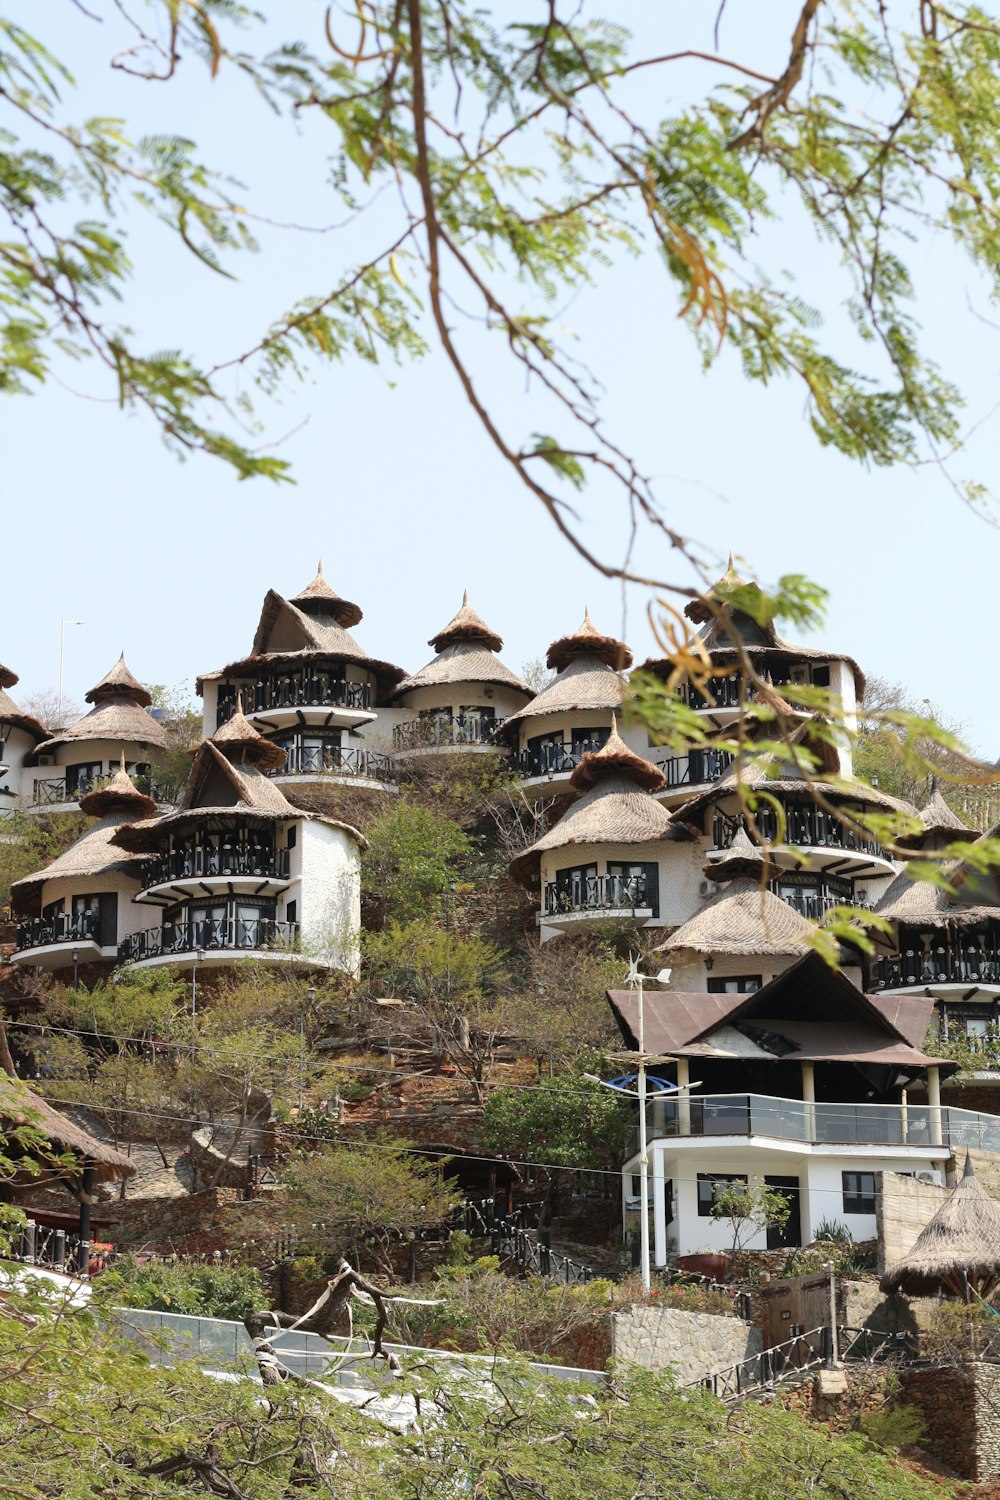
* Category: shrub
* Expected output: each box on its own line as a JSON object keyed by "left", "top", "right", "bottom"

{"left": 91, "top": 1255, "right": 265, "bottom": 1321}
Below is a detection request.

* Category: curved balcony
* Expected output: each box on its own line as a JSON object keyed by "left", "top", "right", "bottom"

{"left": 514, "top": 735, "right": 609, "bottom": 790}
{"left": 217, "top": 673, "right": 374, "bottom": 732}
{"left": 267, "top": 744, "right": 396, "bottom": 789}
{"left": 136, "top": 846, "right": 291, "bottom": 902}
{"left": 710, "top": 803, "right": 893, "bottom": 878}
{"left": 540, "top": 873, "right": 652, "bottom": 932}
{"left": 13, "top": 912, "right": 112, "bottom": 969}
{"left": 871, "top": 942, "right": 1000, "bottom": 997}
{"left": 119, "top": 917, "right": 305, "bottom": 969}
{"left": 653, "top": 747, "right": 735, "bottom": 802}
{"left": 393, "top": 711, "right": 502, "bottom": 758}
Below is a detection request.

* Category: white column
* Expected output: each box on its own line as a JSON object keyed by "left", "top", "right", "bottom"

{"left": 653, "top": 1149, "right": 667, "bottom": 1268}
{"left": 801, "top": 1062, "right": 816, "bottom": 1142}
{"left": 927, "top": 1066, "right": 943, "bottom": 1147}
{"left": 676, "top": 1057, "right": 691, "bottom": 1136}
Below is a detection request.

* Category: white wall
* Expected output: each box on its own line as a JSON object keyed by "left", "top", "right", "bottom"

{"left": 294, "top": 817, "right": 361, "bottom": 976}
{"left": 396, "top": 681, "right": 528, "bottom": 720}
{"left": 537, "top": 837, "right": 705, "bottom": 938}
{"left": 0, "top": 723, "right": 39, "bottom": 810}
{"left": 38, "top": 868, "right": 149, "bottom": 943}
{"left": 515, "top": 708, "right": 618, "bottom": 751}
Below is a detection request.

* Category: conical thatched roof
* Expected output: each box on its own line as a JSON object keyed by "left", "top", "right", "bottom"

{"left": 0, "top": 661, "right": 18, "bottom": 690}
{"left": 509, "top": 774, "right": 685, "bottom": 888}
{"left": 502, "top": 656, "right": 626, "bottom": 728}
{"left": 704, "top": 824, "right": 769, "bottom": 883}
{"left": 656, "top": 878, "right": 813, "bottom": 958}
{"left": 78, "top": 753, "right": 157, "bottom": 819}
{"left": 211, "top": 695, "right": 287, "bottom": 772}
{"left": 880, "top": 1155, "right": 1000, "bottom": 1299}
{"left": 86, "top": 654, "right": 151, "bottom": 706}
{"left": 546, "top": 608, "right": 633, "bottom": 673}
{"left": 289, "top": 561, "right": 362, "bottom": 627}
{"left": 570, "top": 715, "right": 665, "bottom": 793}
{"left": 10, "top": 809, "right": 156, "bottom": 914}
{"left": 897, "top": 784, "right": 977, "bottom": 850}
{"left": 429, "top": 592, "right": 503, "bottom": 653}
{"left": 0, "top": 686, "right": 46, "bottom": 742}
{"left": 31, "top": 693, "right": 168, "bottom": 758}
{"left": 0, "top": 1051, "right": 136, "bottom": 1184}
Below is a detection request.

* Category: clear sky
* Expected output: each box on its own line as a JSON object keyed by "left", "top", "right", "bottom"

{"left": 3, "top": 2, "right": 999, "bottom": 754}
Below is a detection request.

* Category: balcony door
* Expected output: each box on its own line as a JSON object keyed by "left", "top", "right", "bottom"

{"left": 764, "top": 1176, "right": 801, "bottom": 1249}
{"left": 607, "top": 861, "right": 659, "bottom": 917}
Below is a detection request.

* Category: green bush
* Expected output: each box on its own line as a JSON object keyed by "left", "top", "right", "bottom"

{"left": 92, "top": 1255, "right": 264, "bottom": 1321}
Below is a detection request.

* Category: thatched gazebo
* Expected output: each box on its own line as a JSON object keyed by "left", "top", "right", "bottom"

{"left": 880, "top": 1154, "right": 1000, "bottom": 1301}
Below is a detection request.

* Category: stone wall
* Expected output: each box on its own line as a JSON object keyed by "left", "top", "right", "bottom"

{"left": 610, "top": 1304, "right": 761, "bottom": 1384}
{"left": 876, "top": 1170, "right": 951, "bottom": 1273}
{"left": 902, "top": 1363, "right": 1000, "bottom": 1481}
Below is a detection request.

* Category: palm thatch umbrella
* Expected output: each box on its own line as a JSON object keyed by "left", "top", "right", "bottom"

{"left": 880, "top": 1154, "right": 1000, "bottom": 1300}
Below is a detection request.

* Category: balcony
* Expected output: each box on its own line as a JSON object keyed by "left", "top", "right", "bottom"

{"left": 14, "top": 911, "right": 111, "bottom": 968}
{"left": 119, "top": 917, "right": 303, "bottom": 967}
{"left": 515, "top": 736, "right": 608, "bottom": 784}
{"left": 771, "top": 885, "right": 870, "bottom": 921}
{"left": 711, "top": 804, "right": 891, "bottom": 876}
{"left": 872, "top": 944, "right": 1000, "bottom": 995}
{"left": 655, "top": 747, "right": 735, "bottom": 796}
{"left": 642, "top": 1091, "right": 1000, "bottom": 1155}
{"left": 138, "top": 845, "right": 290, "bottom": 898}
{"left": 268, "top": 744, "right": 395, "bottom": 786}
{"left": 540, "top": 873, "right": 653, "bottom": 931}
{"left": 393, "top": 711, "right": 501, "bottom": 755}
{"left": 29, "top": 770, "right": 170, "bottom": 811}
{"left": 217, "top": 674, "right": 373, "bottom": 730}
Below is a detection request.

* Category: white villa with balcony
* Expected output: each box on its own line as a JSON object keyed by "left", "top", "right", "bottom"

{"left": 197, "top": 563, "right": 404, "bottom": 802}
{"left": 108, "top": 703, "right": 366, "bottom": 976}
{"left": 390, "top": 593, "right": 532, "bottom": 757}
{"left": 24, "top": 655, "right": 168, "bottom": 813}
{"left": 497, "top": 610, "right": 632, "bottom": 795}
{"left": 0, "top": 659, "right": 46, "bottom": 812}
{"left": 608, "top": 954, "right": 963, "bottom": 1258}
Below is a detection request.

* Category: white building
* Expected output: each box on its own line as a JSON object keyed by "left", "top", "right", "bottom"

{"left": 0, "top": 660, "right": 46, "bottom": 811}
{"left": 608, "top": 955, "right": 956, "bottom": 1257}
{"left": 390, "top": 593, "right": 532, "bottom": 758}
{"left": 24, "top": 655, "right": 168, "bottom": 814}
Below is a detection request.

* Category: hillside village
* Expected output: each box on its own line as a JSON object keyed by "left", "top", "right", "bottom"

{"left": 2, "top": 558, "right": 1000, "bottom": 1482}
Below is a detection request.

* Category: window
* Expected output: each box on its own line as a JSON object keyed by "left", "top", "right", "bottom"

{"left": 286, "top": 826, "right": 296, "bottom": 850}
{"left": 842, "top": 1171, "right": 876, "bottom": 1215}
{"left": 665, "top": 1179, "right": 674, "bottom": 1226}
{"left": 65, "top": 761, "right": 103, "bottom": 794}
{"left": 285, "top": 899, "right": 297, "bottom": 926}
{"left": 707, "top": 975, "right": 762, "bottom": 994}
{"left": 549, "top": 863, "right": 598, "bottom": 913}
{"left": 607, "top": 860, "right": 660, "bottom": 918}
{"left": 965, "top": 1016, "right": 990, "bottom": 1039}
{"left": 697, "top": 1173, "right": 747, "bottom": 1217}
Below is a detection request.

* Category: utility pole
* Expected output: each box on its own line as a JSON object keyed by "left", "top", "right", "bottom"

{"left": 57, "top": 619, "right": 84, "bottom": 729}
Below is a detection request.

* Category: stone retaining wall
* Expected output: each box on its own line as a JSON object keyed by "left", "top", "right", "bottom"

{"left": 610, "top": 1305, "right": 761, "bottom": 1384}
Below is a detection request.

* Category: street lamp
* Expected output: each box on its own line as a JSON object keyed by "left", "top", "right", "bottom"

{"left": 71, "top": 947, "right": 79, "bottom": 993}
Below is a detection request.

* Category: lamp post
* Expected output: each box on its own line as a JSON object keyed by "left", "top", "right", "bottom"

{"left": 57, "top": 619, "right": 84, "bottom": 729}
{"left": 71, "top": 947, "right": 79, "bottom": 994}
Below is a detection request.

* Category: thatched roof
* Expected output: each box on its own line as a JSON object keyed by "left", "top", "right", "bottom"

{"left": 289, "top": 561, "right": 362, "bottom": 628}
{"left": 509, "top": 774, "right": 685, "bottom": 887}
{"left": 111, "top": 739, "right": 366, "bottom": 853}
{"left": 656, "top": 878, "right": 813, "bottom": 957}
{"left": 896, "top": 785, "right": 977, "bottom": 850}
{"left": 11, "top": 811, "right": 156, "bottom": 913}
{"left": 429, "top": 592, "right": 503, "bottom": 653}
{"left": 704, "top": 824, "right": 770, "bottom": 883}
{"left": 31, "top": 697, "right": 168, "bottom": 759}
{"left": 211, "top": 697, "right": 287, "bottom": 772}
{"left": 0, "top": 1070, "right": 136, "bottom": 1183}
{"left": 502, "top": 656, "right": 627, "bottom": 729}
{"left": 881, "top": 1155, "right": 1000, "bottom": 1298}
{"left": 0, "top": 661, "right": 18, "bottom": 690}
{"left": 78, "top": 755, "right": 157, "bottom": 820}
{"left": 86, "top": 654, "right": 151, "bottom": 706}
{"left": 393, "top": 644, "right": 532, "bottom": 698}
{"left": 0, "top": 686, "right": 46, "bottom": 743}
{"left": 873, "top": 823, "right": 1000, "bottom": 934}
{"left": 200, "top": 590, "right": 404, "bottom": 692}
{"left": 570, "top": 716, "right": 665, "bottom": 793}
{"left": 546, "top": 608, "right": 633, "bottom": 673}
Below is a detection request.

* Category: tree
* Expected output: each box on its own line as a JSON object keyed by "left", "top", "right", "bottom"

{"left": 361, "top": 803, "right": 470, "bottom": 927}
{"left": 709, "top": 1175, "right": 792, "bottom": 1254}
{"left": 142, "top": 682, "right": 203, "bottom": 802}
{"left": 4, "top": 3, "right": 1000, "bottom": 591}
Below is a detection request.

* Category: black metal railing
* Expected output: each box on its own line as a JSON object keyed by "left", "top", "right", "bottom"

{"left": 119, "top": 917, "right": 300, "bottom": 964}
{"left": 217, "top": 675, "right": 372, "bottom": 725}
{"left": 515, "top": 736, "right": 609, "bottom": 780}
{"left": 393, "top": 711, "right": 499, "bottom": 752}
{"left": 713, "top": 805, "right": 887, "bottom": 862}
{"left": 16, "top": 911, "right": 99, "bottom": 951}
{"left": 678, "top": 676, "right": 745, "bottom": 712}
{"left": 656, "top": 747, "right": 735, "bottom": 790}
{"left": 771, "top": 885, "right": 870, "bottom": 921}
{"left": 872, "top": 944, "right": 1000, "bottom": 990}
{"left": 139, "top": 845, "right": 290, "bottom": 889}
{"left": 10, "top": 1219, "right": 114, "bottom": 1278}
{"left": 542, "top": 873, "right": 650, "bottom": 918}
{"left": 31, "top": 775, "right": 96, "bottom": 805}
{"left": 268, "top": 744, "right": 395, "bottom": 782}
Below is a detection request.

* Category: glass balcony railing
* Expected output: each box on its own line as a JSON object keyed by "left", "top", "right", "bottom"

{"left": 642, "top": 1091, "right": 1000, "bottom": 1154}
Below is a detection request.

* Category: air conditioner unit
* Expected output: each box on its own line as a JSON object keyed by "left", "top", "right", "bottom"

{"left": 699, "top": 879, "right": 718, "bottom": 896}
{"left": 916, "top": 1172, "right": 937, "bottom": 1183}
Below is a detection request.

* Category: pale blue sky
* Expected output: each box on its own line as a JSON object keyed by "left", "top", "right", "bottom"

{"left": 2, "top": 3, "right": 998, "bottom": 753}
